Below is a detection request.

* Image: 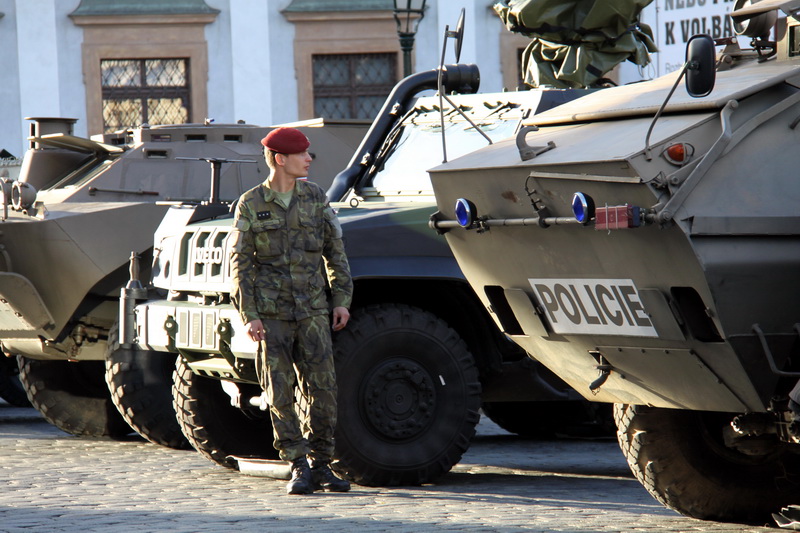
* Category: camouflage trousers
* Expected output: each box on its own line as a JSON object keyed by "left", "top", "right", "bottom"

{"left": 256, "top": 314, "right": 337, "bottom": 463}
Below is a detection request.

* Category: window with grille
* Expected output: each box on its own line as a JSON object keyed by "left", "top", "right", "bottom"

{"left": 312, "top": 53, "right": 397, "bottom": 120}
{"left": 101, "top": 58, "right": 191, "bottom": 133}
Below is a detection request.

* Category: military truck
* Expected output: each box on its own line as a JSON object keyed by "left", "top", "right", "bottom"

{"left": 0, "top": 117, "right": 365, "bottom": 444}
{"left": 428, "top": 1, "right": 800, "bottom": 525}
{"left": 119, "top": 57, "right": 608, "bottom": 486}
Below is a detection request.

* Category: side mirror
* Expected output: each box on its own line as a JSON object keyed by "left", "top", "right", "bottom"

{"left": 685, "top": 34, "right": 716, "bottom": 97}
{"left": 453, "top": 8, "right": 465, "bottom": 63}
{"left": 645, "top": 34, "right": 718, "bottom": 159}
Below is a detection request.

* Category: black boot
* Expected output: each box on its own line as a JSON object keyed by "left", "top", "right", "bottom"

{"left": 286, "top": 457, "right": 313, "bottom": 495}
{"left": 311, "top": 462, "right": 351, "bottom": 492}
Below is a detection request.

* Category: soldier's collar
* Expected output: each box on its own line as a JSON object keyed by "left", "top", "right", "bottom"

{"left": 259, "top": 182, "right": 275, "bottom": 202}
{"left": 261, "top": 180, "right": 306, "bottom": 202}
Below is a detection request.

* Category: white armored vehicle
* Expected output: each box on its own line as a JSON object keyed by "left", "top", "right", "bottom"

{"left": 429, "top": 0, "right": 800, "bottom": 525}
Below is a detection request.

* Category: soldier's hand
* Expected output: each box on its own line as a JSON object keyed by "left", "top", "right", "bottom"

{"left": 332, "top": 307, "right": 350, "bottom": 331}
{"left": 246, "top": 319, "right": 266, "bottom": 342}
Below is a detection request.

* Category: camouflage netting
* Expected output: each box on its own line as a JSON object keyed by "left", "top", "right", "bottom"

{"left": 494, "top": 0, "right": 657, "bottom": 89}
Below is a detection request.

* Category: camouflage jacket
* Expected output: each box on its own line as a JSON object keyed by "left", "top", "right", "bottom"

{"left": 230, "top": 179, "right": 353, "bottom": 323}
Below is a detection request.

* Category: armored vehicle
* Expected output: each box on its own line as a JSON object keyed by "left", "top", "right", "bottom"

{"left": 121, "top": 59, "right": 604, "bottom": 486}
{"left": 429, "top": 1, "right": 800, "bottom": 525}
{"left": 0, "top": 117, "right": 365, "bottom": 444}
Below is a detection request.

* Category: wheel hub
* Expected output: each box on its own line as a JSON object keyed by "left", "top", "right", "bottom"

{"left": 362, "top": 358, "right": 436, "bottom": 440}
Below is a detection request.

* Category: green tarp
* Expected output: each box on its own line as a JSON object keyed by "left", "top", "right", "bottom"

{"left": 494, "top": 0, "right": 657, "bottom": 89}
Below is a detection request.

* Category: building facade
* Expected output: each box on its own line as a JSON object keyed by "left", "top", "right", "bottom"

{"left": 0, "top": 0, "right": 531, "bottom": 158}
{"left": 0, "top": 0, "right": 738, "bottom": 158}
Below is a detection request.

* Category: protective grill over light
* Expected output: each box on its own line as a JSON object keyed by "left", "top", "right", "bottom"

{"left": 455, "top": 198, "right": 477, "bottom": 228}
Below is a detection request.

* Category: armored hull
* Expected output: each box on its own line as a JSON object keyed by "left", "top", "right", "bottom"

{"left": 429, "top": 9, "right": 800, "bottom": 521}
{"left": 0, "top": 119, "right": 365, "bottom": 362}
{"left": 0, "top": 118, "right": 366, "bottom": 441}
{"left": 430, "top": 52, "right": 800, "bottom": 414}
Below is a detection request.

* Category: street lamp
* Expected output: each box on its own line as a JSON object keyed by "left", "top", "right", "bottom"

{"left": 393, "top": 0, "right": 426, "bottom": 78}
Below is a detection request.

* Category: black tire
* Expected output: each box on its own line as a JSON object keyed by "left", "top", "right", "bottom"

{"left": 0, "top": 355, "right": 31, "bottom": 407}
{"left": 17, "top": 355, "right": 132, "bottom": 438}
{"left": 105, "top": 348, "right": 190, "bottom": 449}
{"left": 482, "top": 401, "right": 614, "bottom": 438}
{"left": 614, "top": 403, "right": 800, "bottom": 524}
{"left": 332, "top": 304, "right": 481, "bottom": 486}
{"left": 173, "top": 356, "right": 277, "bottom": 469}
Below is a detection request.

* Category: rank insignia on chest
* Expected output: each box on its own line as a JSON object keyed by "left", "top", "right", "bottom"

{"left": 257, "top": 211, "right": 272, "bottom": 220}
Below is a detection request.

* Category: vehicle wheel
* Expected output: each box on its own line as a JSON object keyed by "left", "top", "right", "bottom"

{"left": 614, "top": 403, "right": 800, "bottom": 524}
{"left": 17, "top": 355, "right": 132, "bottom": 438}
{"left": 482, "top": 401, "right": 614, "bottom": 438}
{"left": 332, "top": 303, "right": 481, "bottom": 486}
{"left": 0, "top": 355, "right": 31, "bottom": 407}
{"left": 105, "top": 347, "right": 190, "bottom": 449}
{"left": 173, "top": 356, "right": 277, "bottom": 469}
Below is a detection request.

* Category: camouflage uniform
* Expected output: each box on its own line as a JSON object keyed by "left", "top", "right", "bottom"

{"left": 230, "top": 178, "right": 352, "bottom": 463}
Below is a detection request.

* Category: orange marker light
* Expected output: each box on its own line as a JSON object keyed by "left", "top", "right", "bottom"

{"left": 663, "top": 143, "right": 694, "bottom": 165}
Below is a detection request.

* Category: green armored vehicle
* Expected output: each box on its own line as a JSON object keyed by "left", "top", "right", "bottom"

{"left": 0, "top": 117, "right": 364, "bottom": 444}
{"left": 429, "top": 0, "right": 800, "bottom": 525}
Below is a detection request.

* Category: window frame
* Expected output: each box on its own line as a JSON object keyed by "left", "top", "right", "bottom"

{"left": 100, "top": 58, "right": 193, "bottom": 133}
{"left": 312, "top": 52, "right": 397, "bottom": 120}
{"left": 72, "top": 12, "right": 215, "bottom": 137}
{"left": 283, "top": 10, "right": 402, "bottom": 120}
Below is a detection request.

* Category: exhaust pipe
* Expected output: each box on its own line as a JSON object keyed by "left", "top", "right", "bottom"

{"left": 326, "top": 63, "right": 480, "bottom": 202}
{"left": 119, "top": 252, "right": 147, "bottom": 348}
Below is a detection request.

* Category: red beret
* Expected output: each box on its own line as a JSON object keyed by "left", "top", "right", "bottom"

{"left": 261, "top": 127, "right": 310, "bottom": 154}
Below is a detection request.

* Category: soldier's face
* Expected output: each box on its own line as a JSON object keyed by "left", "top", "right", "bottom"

{"left": 279, "top": 151, "right": 312, "bottom": 178}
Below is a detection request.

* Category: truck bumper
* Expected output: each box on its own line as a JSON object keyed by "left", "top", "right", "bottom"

{"left": 133, "top": 300, "right": 257, "bottom": 360}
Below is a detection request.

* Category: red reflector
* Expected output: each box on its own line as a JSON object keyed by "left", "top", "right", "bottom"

{"left": 595, "top": 205, "right": 641, "bottom": 230}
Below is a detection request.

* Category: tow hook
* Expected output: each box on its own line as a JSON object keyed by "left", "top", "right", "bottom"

{"left": 731, "top": 412, "right": 772, "bottom": 436}
{"left": 589, "top": 353, "right": 613, "bottom": 393}
{"left": 730, "top": 410, "right": 800, "bottom": 446}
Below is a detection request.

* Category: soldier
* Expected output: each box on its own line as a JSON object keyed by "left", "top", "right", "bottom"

{"left": 230, "top": 127, "right": 353, "bottom": 495}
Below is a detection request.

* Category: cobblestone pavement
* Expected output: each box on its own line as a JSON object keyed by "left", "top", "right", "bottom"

{"left": 0, "top": 400, "right": 778, "bottom": 533}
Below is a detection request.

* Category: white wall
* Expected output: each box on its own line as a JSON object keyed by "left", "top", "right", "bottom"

{"left": 0, "top": 0, "right": 83, "bottom": 158}
{"left": 266, "top": 0, "right": 297, "bottom": 125}
{"left": 16, "top": 1, "right": 61, "bottom": 125}
{"left": 0, "top": 0, "right": 22, "bottom": 157}
{"left": 55, "top": 1, "right": 88, "bottom": 140}
{"left": 204, "top": 0, "right": 297, "bottom": 127}
{"left": 228, "top": 0, "right": 274, "bottom": 125}
{"left": 205, "top": 0, "right": 235, "bottom": 125}
{"left": 475, "top": 4, "right": 507, "bottom": 93}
